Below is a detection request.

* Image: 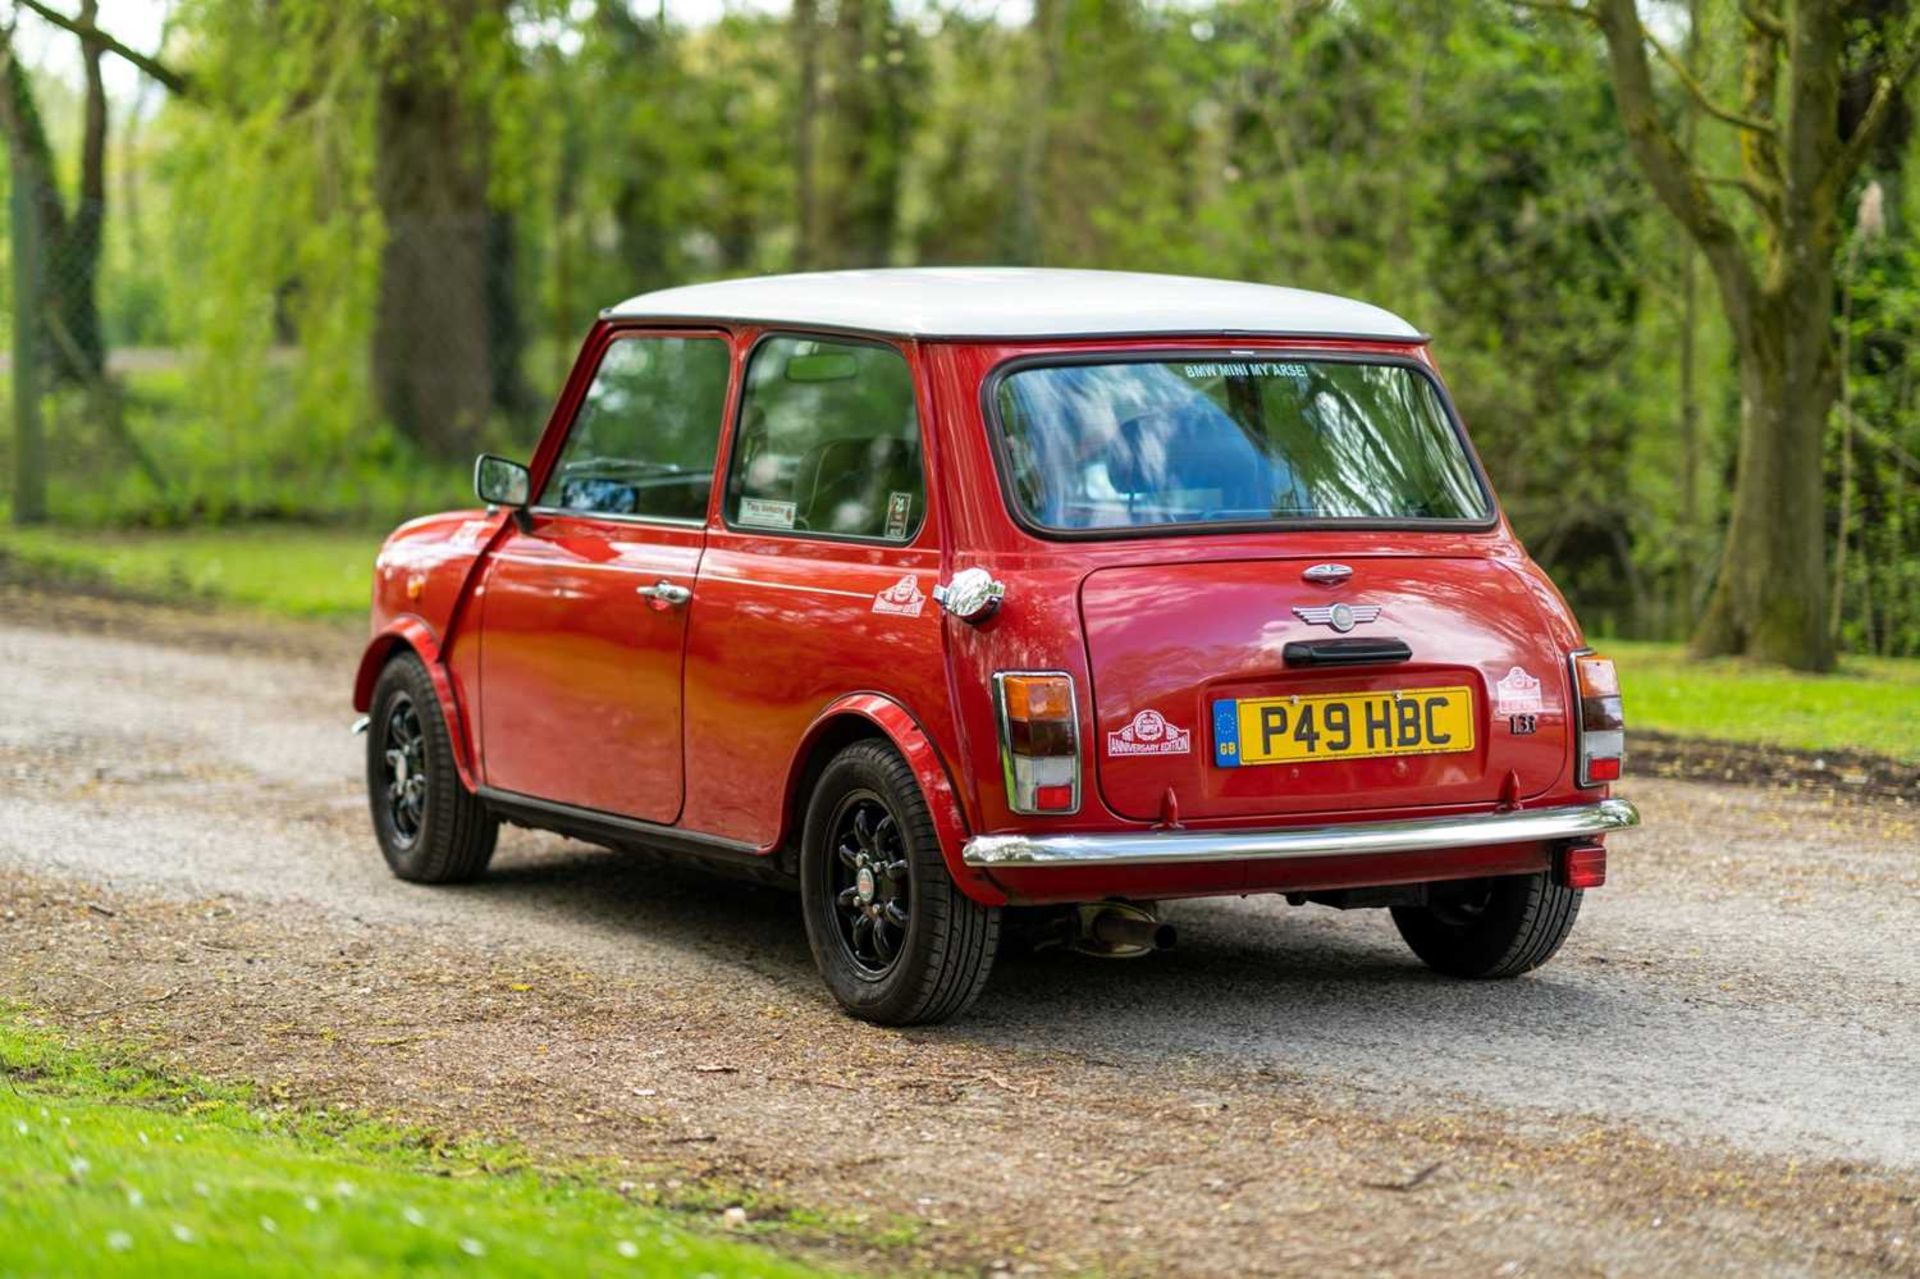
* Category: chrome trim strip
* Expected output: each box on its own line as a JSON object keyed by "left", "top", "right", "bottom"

{"left": 1569, "top": 646, "right": 1621, "bottom": 789}
{"left": 962, "top": 798, "right": 1640, "bottom": 868}
{"left": 527, "top": 506, "right": 707, "bottom": 529}
{"left": 704, "top": 573, "right": 874, "bottom": 600}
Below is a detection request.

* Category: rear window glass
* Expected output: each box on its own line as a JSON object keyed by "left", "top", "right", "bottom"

{"left": 726, "top": 336, "right": 925, "bottom": 542}
{"left": 992, "top": 358, "right": 1490, "bottom": 532}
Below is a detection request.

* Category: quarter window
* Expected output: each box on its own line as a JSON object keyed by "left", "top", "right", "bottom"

{"left": 727, "top": 336, "right": 925, "bottom": 542}
{"left": 539, "top": 335, "right": 733, "bottom": 521}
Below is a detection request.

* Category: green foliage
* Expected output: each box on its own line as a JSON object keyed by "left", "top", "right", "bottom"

{"left": 0, "top": 0, "right": 1915, "bottom": 653}
{"left": 0, "top": 1009, "right": 838, "bottom": 1277}
{"left": 1608, "top": 639, "right": 1920, "bottom": 762}
{"left": 156, "top": 0, "right": 383, "bottom": 495}
{"left": 1831, "top": 224, "right": 1920, "bottom": 657}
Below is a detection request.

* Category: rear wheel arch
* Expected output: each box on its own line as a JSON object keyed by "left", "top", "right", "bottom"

{"left": 782, "top": 696, "right": 1006, "bottom": 907}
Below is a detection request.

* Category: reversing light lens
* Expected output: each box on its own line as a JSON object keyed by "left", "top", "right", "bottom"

{"left": 1571, "top": 652, "right": 1625, "bottom": 787}
{"left": 995, "top": 673, "right": 1080, "bottom": 815}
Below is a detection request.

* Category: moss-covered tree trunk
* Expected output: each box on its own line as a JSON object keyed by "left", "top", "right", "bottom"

{"left": 370, "top": 3, "right": 505, "bottom": 459}
{"left": 1563, "top": 0, "right": 1920, "bottom": 671}
{"left": 1697, "top": 291, "right": 1839, "bottom": 669}
{"left": 0, "top": 6, "right": 109, "bottom": 387}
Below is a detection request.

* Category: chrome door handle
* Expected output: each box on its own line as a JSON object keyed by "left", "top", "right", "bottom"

{"left": 637, "top": 580, "right": 692, "bottom": 607}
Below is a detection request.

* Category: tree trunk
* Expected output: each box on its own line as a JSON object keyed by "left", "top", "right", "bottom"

{"left": 598, "top": 0, "right": 669, "bottom": 292}
{"left": 791, "top": 0, "right": 821, "bottom": 270}
{"left": 0, "top": 32, "right": 102, "bottom": 387}
{"left": 486, "top": 209, "right": 530, "bottom": 416}
{"left": 798, "top": 0, "right": 910, "bottom": 270}
{"left": 53, "top": 0, "right": 109, "bottom": 384}
{"left": 1573, "top": 0, "right": 1914, "bottom": 671}
{"left": 824, "top": 0, "right": 908, "bottom": 268}
{"left": 371, "top": 22, "right": 496, "bottom": 459}
{"left": 1001, "top": 0, "right": 1061, "bottom": 264}
{"left": 9, "top": 145, "right": 46, "bottom": 524}
{"left": 1691, "top": 290, "right": 1838, "bottom": 670}
{"left": 1676, "top": 0, "right": 1704, "bottom": 625}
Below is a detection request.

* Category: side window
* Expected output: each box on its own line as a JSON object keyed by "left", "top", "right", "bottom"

{"left": 726, "top": 336, "right": 925, "bottom": 542}
{"left": 538, "top": 335, "right": 732, "bottom": 521}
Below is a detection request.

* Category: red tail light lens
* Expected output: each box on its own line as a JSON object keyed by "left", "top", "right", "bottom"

{"left": 1560, "top": 843, "right": 1607, "bottom": 889}
{"left": 1570, "top": 651, "right": 1625, "bottom": 787}
{"left": 995, "top": 673, "right": 1080, "bottom": 815}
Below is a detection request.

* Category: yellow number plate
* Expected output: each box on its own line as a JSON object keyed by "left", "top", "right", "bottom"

{"left": 1211, "top": 686, "right": 1475, "bottom": 768}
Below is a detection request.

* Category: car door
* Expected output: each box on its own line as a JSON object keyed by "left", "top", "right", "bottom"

{"left": 679, "top": 332, "right": 950, "bottom": 846}
{"left": 477, "top": 329, "right": 734, "bottom": 822}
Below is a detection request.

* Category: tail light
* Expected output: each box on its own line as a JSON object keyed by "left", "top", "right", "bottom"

{"left": 1559, "top": 843, "right": 1607, "bottom": 889}
{"left": 1570, "top": 651, "right": 1624, "bottom": 786}
{"left": 993, "top": 672, "right": 1080, "bottom": 814}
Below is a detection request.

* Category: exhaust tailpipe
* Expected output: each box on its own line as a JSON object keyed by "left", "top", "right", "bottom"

{"left": 1060, "top": 903, "right": 1175, "bottom": 958}
{"left": 1090, "top": 910, "right": 1177, "bottom": 952}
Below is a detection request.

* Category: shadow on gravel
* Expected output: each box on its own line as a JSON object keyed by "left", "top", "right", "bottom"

{"left": 457, "top": 836, "right": 1613, "bottom": 1054}
{"left": 474, "top": 843, "right": 818, "bottom": 977}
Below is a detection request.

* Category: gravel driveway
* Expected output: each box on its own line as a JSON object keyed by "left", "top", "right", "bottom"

{"left": 2, "top": 587, "right": 1915, "bottom": 1275}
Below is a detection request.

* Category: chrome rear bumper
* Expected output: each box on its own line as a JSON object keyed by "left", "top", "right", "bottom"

{"left": 962, "top": 798, "right": 1639, "bottom": 868}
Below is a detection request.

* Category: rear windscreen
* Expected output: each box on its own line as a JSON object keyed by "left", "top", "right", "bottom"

{"left": 992, "top": 358, "right": 1491, "bottom": 532}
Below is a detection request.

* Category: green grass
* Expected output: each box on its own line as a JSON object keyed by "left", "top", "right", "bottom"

{"left": 0, "top": 1009, "right": 837, "bottom": 1278}
{"left": 1605, "top": 639, "right": 1920, "bottom": 763}
{"left": 0, "top": 525, "right": 383, "bottom": 621}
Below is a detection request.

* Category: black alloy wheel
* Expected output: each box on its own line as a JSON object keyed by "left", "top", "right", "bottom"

{"left": 826, "top": 793, "right": 912, "bottom": 974}
{"left": 799, "top": 740, "right": 999, "bottom": 1025}
{"left": 381, "top": 694, "right": 428, "bottom": 849}
{"left": 366, "top": 652, "right": 498, "bottom": 884}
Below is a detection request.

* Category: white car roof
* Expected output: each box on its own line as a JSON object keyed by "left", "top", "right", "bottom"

{"left": 605, "top": 268, "right": 1424, "bottom": 341}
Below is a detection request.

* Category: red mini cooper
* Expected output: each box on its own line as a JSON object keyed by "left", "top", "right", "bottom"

{"left": 354, "top": 268, "right": 1638, "bottom": 1025}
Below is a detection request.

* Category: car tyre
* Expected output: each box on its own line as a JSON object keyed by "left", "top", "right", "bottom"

{"left": 367, "top": 652, "right": 498, "bottom": 884}
{"left": 1390, "top": 872, "right": 1581, "bottom": 978}
{"left": 800, "top": 740, "right": 999, "bottom": 1025}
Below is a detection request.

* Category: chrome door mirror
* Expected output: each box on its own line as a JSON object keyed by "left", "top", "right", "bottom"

{"left": 933, "top": 567, "right": 1005, "bottom": 623}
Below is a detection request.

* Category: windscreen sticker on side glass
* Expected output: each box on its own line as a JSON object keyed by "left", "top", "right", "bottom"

{"left": 738, "top": 497, "right": 797, "bottom": 530}
{"left": 884, "top": 491, "right": 913, "bottom": 541}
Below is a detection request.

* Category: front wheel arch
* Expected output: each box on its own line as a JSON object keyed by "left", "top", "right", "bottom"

{"left": 353, "top": 621, "right": 477, "bottom": 792}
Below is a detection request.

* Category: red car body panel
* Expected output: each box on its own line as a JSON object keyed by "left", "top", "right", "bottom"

{"left": 359, "top": 321, "right": 1614, "bottom": 907}
{"left": 477, "top": 514, "right": 704, "bottom": 821}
